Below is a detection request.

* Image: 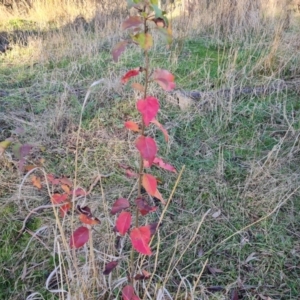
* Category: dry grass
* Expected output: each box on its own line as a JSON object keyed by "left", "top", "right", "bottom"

{"left": 1, "top": 0, "right": 300, "bottom": 299}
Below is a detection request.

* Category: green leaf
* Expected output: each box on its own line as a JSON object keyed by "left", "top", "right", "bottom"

{"left": 132, "top": 33, "right": 153, "bottom": 50}
{"left": 150, "top": 0, "right": 158, "bottom": 4}
{"left": 151, "top": 4, "right": 162, "bottom": 18}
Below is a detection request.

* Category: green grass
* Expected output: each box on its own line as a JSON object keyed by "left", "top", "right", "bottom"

{"left": 1, "top": 11, "right": 300, "bottom": 299}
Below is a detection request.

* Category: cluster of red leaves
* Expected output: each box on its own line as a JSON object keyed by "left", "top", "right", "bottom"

{"left": 69, "top": 205, "right": 100, "bottom": 249}
{"left": 30, "top": 173, "right": 100, "bottom": 249}
{"left": 111, "top": 198, "right": 158, "bottom": 255}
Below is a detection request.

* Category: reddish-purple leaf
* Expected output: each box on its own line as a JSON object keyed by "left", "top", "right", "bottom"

{"left": 134, "top": 269, "right": 151, "bottom": 281}
{"left": 103, "top": 261, "right": 118, "bottom": 275}
{"left": 130, "top": 226, "right": 152, "bottom": 255}
{"left": 111, "top": 198, "right": 130, "bottom": 215}
{"left": 149, "top": 222, "right": 160, "bottom": 237}
{"left": 135, "top": 136, "right": 157, "bottom": 166}
{"left": 116, "top": 211, "right": 132, "bottom": 235}
{"left": 122, "top": 16, "right": 142, "bottom": 30}
{"left": 136, "top": 96, "right": 159, "bottom": 126}
{"left": 112, "top": 41, "right": 128, "bottom": 62}
{"left": 122, "top": 285, "right": 140, "bottom": 300}
{"left": 153, "top": 69, "right": 176, "bottom": 91}
{"left": 69, "top": 226, "right": 89, "bottom": 249}
{"left": 135, "top": 198, "right": 157, "bottom": 216}
{"left": 121, "top": 69, "right": 140, "bottom": 84}
{"left": 77, "top": 205, "right": 91, "bottom": 216}
{"left": 142, "top": 174, "right": 157, "bottom": 195}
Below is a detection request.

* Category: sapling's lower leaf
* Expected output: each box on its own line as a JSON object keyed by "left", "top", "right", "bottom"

{"left": 130, "top": 226, "right": 152, "bottom": 255}
{"left": 135, "top": 197, "right": 157, "bottom": 216}
{"left": 60, "top": 202, "right": 72, "bottom": 217}
{"left": 136, "top": 96, "right": 159, "bottom": 126}
{"left": 111, "top": 198, "right": 130, "bottom": 215}
{"left": 69, "top": 226, "right": 89, "bottom": 249}
{"left": 116, "top": 211, "right": 132, "bottom": 235}
{"left": 142, "top": 174, "right": 157, "bottom": 195}
{"left": 51, "top": 193, "right": 68, "bottom": 204}
{"left": 135, "top": 136, "right": 157, "bottom": 166}
{"left": 153, "top": 188, "right": 165, "bottom": 204}
{"left": 121, "top": 69, "right": 140, "bottom": 84}
{"left": 122, "top": 285, "right": 140, "bottom": 300}
{"left": 134, "top": 269, "right": 151, "bottom": 280}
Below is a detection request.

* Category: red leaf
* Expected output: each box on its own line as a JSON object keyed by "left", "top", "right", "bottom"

{"left": 60, "top": 202, "right": 72, "bottom": 217}
{"left": 103, "top": 261, "right": 118, "bottom": 275}
{"left": 125, "top": 121, "right": 140, "bottom": 132}
{"left": 130, "top": 226, "right": 152, "bottom": 255}
{"left": 153, "top": 157, "right": 177, "bottom": 173}
{"left": 135, "top": 198, "right": 157, "bottom": 216}
{"left": 116, "top": 211, "right": 132, "bottom": 235}
{"left": 79, "top": 213, "right": 101, "bottom": 225}
{"left": 112, "top": 41, "right": 128, "bottom": 62}
{"left": 136, "top": 96, "right": 159, "bottom": 126}
{"left": 70, "top": 226, "right": 89, "bottom": 249}
{"left": 153, "top": 188, "right": 165, "bottom": 204}
{"left": 122, "top": 16, "right": 142, "bottom": 30}
{"left": 51, "top": 193, "right": 68, "bottom": 204}
{"left": 111, "top": 198, "right": 130, "bottom": 215}
{"left": 142, "top": 174, "right": 157, "bottom": 195}
{"left": 151, "top": 119, "right": 169, "bottom": 142}
{"left": 122, "top": 285, "right": 140, "bottom": 300}
{"left": 135, "top": 136, "right": 157, "bottom": 166}
{"left": 153, "top": 69, "right": 176, "bottom": 91}
{"left": 121, "top": 69, "right": 140, "bottom": 84}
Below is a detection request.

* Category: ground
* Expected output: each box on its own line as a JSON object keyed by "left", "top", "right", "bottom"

{"left": 0, "top": 0, "right": 300, "bottom": 299}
